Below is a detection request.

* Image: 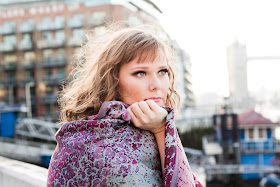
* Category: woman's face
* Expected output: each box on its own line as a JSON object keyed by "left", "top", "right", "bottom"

{"left": 119, "top": 50, "right": 169, "bottom": 106}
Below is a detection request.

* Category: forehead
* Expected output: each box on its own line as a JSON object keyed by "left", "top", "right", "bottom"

{"left": 135, "top": 48, "right": 167, "bottom": 65}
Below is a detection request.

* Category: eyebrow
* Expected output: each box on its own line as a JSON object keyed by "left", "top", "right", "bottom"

{"left": 130, "top": 65, "right": 168, "bottom": 71}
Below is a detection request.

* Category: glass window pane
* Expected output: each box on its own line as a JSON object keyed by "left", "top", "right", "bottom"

{"left": 248, "top": 128, "right": 254, "bottom": 139}
{"left": 4, "top": 35, "right": 16, "bottom": 44}
{"left": 55, "top": 30, "right": 65, "bottom": 40}
{"left": 259, "top": 128, "right": 264, "bottom": 138}
{"left": 42, "top": 31, "right": 52, "bottom": 40}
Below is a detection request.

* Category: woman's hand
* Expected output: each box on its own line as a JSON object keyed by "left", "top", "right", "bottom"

{"left": 127, "top": 100, "right": 168, "bottom": 134}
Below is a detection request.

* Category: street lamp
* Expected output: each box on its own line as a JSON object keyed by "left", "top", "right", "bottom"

{"left": 25, "top": 82, "right": 34, "bottom": 118}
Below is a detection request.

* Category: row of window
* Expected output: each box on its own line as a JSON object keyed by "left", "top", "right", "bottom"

{"left": 246, "top": 127, "right": 266, "bottom": 140}
{"left": 1, "top": 69, "right": 65, "bottom": 83}
{"left": 0, "top": 28, "right": 84, "bottom": 44}
{"left": 0, "top": 49, "right": 72, "bottom": 64}
{"left": 0, "top": 12, "right": 107, "bottom": 34}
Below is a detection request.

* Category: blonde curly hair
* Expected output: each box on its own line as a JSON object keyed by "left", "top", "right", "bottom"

{"left": 59, "top": 23, "right": 180, "bottom": 122}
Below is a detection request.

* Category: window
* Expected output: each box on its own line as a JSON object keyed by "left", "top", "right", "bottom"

{"left": 54, "top": 15, "right": 64, "bottom": 28}
{"left": 23, "top": 19, "right": 34, "bottom": 26}
{"left": 91, "top": 11, "right": 106, "bottom": 24}
{"left": 19, "top": 19, "right": 34, "bottom": 32}
{"left": 22, "top": 34, "right": 31, "bottom": 41}
{"left": 4, "top": 54, "right": 17, "bottom": 64}
{"left": 26, "top": 71, "right": 32, "bottom": 80}
{"left": 73, "top": 29, "right": 84, "bottom": 38}
{"left": 73, "top": 14, "right": 83, "bottom": 22}
{"left": 4, "top": 35, "right": 16, "bottom": 45}
{"left": 57, "top": 49, "right": 64, "bottom": 58}
{"left": 248, "top": 128, "right": 254, "bottom": 140}
{"left": 2, "top": 21, "right": 15, "bottom": 33}
{"left": 68, "top": 14, "right": 83, "bottom": 28}
{"left": 42, "top": 17, "right": 52, "bottom": 25}
{"left": 6, "top": 72, "right": 16, "bottom": 82}
{"left": 57, "top": 49, "right": 65, "bottom": 63}
{"left": 24, "top": 52, "right": 35, "bottom": 62}
{"left": 43, "top": 49, "right": 53, "bottom": 58}
{"left": 46, "top": 86, "right": 53, "bottom": 94}
{"left": 42, "top": 31, "right": 52, "bottom": 40}
{"left": 94, "top": 26, "right": 106, "bottom": 36}
{"left": 38, "top": 17, "right": 52, "bottom": 30}
{"left": 55, "top": 30, "right": 65, "bottom": 40}
{"left": 43, "top": 49, "right": 53, "bottom": 63}
{"left": 58, "top": 68, "right": 65, "bottom": 80}
{"left": 3, "top": 21, "right": 15, "bottom": 28}
{"left": 259, "top": 128, "right": 264, "bottom": 139}
{"left": 45, "top": 70, "right": 53, "bottom": 80}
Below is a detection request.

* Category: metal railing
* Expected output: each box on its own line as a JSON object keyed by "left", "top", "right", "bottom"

{"left": 205, "top": 164, "right": 280, "bottom": 175}
{"left": 240, "top": 141, "right": 280, "bottom": 152}
{"left": 16, "top": 118, "right": 59, "bottom": 142}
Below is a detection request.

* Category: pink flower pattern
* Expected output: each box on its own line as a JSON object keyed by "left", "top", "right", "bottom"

{"left": 47, "top": 101, "right": 202, "bottom": 187}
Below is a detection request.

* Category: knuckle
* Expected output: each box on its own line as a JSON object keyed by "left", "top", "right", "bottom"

{"left": 139, "top": 100, "right": 146, "bottom": 105}
{"left": 141, "top": 118, "right": 149, "bottom": 124}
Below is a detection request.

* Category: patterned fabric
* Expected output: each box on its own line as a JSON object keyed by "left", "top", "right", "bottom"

{"left": 47, "top": 101, "right": 202, "bottom": 187}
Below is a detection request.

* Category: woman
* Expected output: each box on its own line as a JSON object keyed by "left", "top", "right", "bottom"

{"left": 47, "top": 24, "right": 202, "bottom": 187}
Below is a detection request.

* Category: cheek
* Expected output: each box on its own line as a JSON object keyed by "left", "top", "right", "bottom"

{"left": 163, "top": 77, "right": 170, "bottom": 94}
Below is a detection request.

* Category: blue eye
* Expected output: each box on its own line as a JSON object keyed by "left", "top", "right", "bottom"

{"left": 133, "top": 71, "right": 146, "bottom": 77}
{"left": 159, "top": 69, "right": 169, "bottom": 76}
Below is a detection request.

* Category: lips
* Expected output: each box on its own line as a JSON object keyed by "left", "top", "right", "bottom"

{"left": 145, "top": 97, "right": 162, "bottom": 103}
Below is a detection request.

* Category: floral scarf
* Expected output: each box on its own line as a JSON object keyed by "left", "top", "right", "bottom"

{"left": 47, "top": 101, "right": 202, "bottom": 186}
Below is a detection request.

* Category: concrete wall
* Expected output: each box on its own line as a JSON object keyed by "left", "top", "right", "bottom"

{"left": 0, "top": 139, "right": 55, "bottom": 165}
{"left": 0, "top": 156, "right": 48, "bottom": 187}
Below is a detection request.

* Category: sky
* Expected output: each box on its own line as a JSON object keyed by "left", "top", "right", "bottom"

{"left": 157, "top": 0, "right": 280, "bottom": 96}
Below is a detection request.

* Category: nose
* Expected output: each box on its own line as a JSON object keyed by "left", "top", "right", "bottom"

{"left": 148, "top": 76, "right": 160, "bottom": 91}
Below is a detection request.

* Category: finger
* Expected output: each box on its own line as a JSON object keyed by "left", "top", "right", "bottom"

{"left": 130, "top": 102, "right": 145, "bottom": 119}
{"left": 127, "top": 107, "right": 140, "bottom": 125}
{"left": 145, "top": 99, "right": 161, "bottom": 112}
{"left": 129, "top": 103, "right": 145, "bottom": 119}
{"left": 138, "top": 101, "right": 152, "bottom": 115}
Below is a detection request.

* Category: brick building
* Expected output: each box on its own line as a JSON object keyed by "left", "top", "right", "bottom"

{"left": 0, "top": 0, "right": 194, "bottom": 122}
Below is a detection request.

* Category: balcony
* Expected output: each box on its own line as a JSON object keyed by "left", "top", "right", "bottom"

{"left": 54, "top": 22, "right": 64, "bottom": 30}
{"left": 37, "top": 39, "right": 64, "bottom": 49}
{"left": 37, "top": 20, "right": 64, "bottom": 31}
{"left": 39, "top": 57, "right": 66, "bottom": 68}
{"left": 86, "top": 18, "right": 107, "bottom": 26}
{"left": 67, "top": 37, "right": 83, "bottom": 47}
{"left": 41, "top": 93, "right": 57, "bottom": 104}
{"left": 40, "top": 75, "right": 65, "bottom": 86}
{"left": 20, "top": 61, "right": 35, "bottom": 69}
{"left": 1, "top": 79, "right": 17, "bottom": 88}
{"left": 67, "top": 19, "right": 84, "bottom": 28}
{"left": 19, "top": 78, "right": 35, "bottom": 87}
{"left": 0, "top": 43, "right": 16, "bottom": 52}
{"left": 240, "top": 140, "right": 280, "bottom": 153}
{"left": 37, "top": 22, "right": 53, "bottom": 31}
{"left": 0, "top": 24, "right": 15, "bottom": 35}
{"left": 18, "top": 22, "right": 34, "bottom": 33}
{"left": 18, "top": 41, "right": 33, "bottom": 51}
{"left": 0, "top": 62, "right": 17, "bottom": 71}
{"left": 18, "top": 95, "right": 36, "bottom": 105}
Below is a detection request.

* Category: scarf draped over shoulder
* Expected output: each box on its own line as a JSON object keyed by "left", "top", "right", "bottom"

{"left": 47, "top": 101, "right": 202, "bottom": 187}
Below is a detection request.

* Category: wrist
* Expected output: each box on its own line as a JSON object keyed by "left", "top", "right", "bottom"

{"left": 152, "top": 123, "right": 165, "bottom": 134}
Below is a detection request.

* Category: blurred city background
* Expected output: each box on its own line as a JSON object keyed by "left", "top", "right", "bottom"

{"left": 0, "top": 0, "right": 280, "bottom": 186}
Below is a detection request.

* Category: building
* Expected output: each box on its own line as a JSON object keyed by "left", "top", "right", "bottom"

{"left": 0, "top": 0, "right": 164, "bottom": 121}
{"left": 172, "top": 40, "right": 195, "bottom": 109}
{"left": 203, "top": 109, "right": 280, "bottom": 184}
{"left": 227, "top": 40, "right": 250, "bottom": 110}
{"left": 239, "top": 110, "right": 280, "bottom": 179}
